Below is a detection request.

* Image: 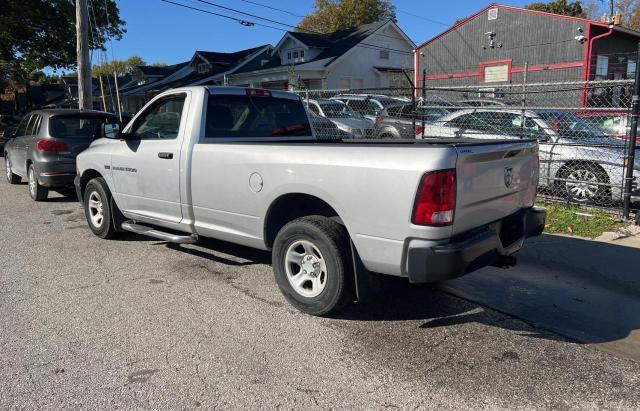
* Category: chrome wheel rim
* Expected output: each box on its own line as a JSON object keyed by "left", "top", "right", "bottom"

{"left": 284, "top": 240, "right": 327, "bottom": 298}
{"left": 5, "top": 158, "right": 10, "bottom": 180}
{"left": 28, "top": 168, "right": 36, "bottom": 196}
{"left": 565, "top": 169, "right": 599, "bottom": 202}
{"left": 88, "top": 191, "right": 104, "bottom": 228}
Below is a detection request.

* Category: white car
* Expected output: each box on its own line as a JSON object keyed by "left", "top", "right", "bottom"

{"left": 306, "top": 99, "right": 373, "bottom": 138}
{"left": 420, "top": 108, "right": 640, "bottom": 204}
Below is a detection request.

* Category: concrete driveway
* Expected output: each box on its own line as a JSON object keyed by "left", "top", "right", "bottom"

{"left": 1, "top": 165, "right": 639, "bottom": 408}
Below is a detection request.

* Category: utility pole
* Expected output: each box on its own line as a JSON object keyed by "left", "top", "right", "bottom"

{"left": 76, "top": 0, "right": 92, "bottom": 110}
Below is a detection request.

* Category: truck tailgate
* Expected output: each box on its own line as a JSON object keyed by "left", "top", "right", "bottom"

{"left": 453, "top": 140, "right": 539, "bottom": 235}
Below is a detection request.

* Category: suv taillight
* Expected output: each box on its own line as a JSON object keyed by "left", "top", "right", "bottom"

{"left": 375, "top": 116, "right": 384, "bottom": 123}
{"left": 415, "top": 126, "right": 424, "bottom": 136}
{"left": 412, "top": 169, "right": 456, "bottom": 226}
{"left": 37, "top": 139, "right": 69, "bottom": 153}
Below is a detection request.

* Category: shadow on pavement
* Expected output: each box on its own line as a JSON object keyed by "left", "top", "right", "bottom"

{"left": 166, "top": 237, "right": 271, "bottom": 266}
{"left": 439, "top": 233, "right": 640, "bottom": 361}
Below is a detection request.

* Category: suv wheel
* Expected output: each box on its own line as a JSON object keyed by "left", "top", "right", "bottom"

{"left": 84, "top": 177, "right": 117, "bottom": 239}
{"left": 5, "top": 156, "right": 20, "bottom": 184}
{"left": 272, "top": 215, "right": 354, "bottom": 316}
{"left": 28, "top": 164, "right": 48, "bottom": 201}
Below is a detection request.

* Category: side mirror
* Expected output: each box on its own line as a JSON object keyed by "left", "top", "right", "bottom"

{"left": 102, "top": 122, "right": 122, "bottom": 139}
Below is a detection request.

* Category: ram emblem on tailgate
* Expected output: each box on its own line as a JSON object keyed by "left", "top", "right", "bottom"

{"left": 504, "top": 167, "right": 513, "bottom": 188}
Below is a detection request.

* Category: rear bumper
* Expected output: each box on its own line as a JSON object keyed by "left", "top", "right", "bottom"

{"left": 405, "top": 207, "right": 546, "bottom": 283}
{"left": 35, "top": 160, "right": 76, "bottom": 188}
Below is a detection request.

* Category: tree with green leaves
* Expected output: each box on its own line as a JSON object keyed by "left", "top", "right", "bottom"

{"left": 524, "top": 0, "right": 587, "bottom": 17}
{"left": 0, "top": 0, "right": 125, "bottom": 92}
{"left": 93, "top": 56, "right": 146, "bottom": 77}
{"left": 297, "top": 0, "right": 396, "bottom": 34}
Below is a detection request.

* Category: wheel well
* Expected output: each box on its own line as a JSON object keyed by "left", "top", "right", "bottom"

{"left": 79, "top": 169, "right": 103, "bottom": 199}
{"left": 264, "top": 193, "right": 343, "bottom": 249}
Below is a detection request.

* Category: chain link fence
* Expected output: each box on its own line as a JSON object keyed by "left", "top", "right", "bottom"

{"left": 293, "top": 80, "right": 639, "bottom": 216}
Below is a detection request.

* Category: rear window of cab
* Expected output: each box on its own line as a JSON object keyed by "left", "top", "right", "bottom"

{"left": 205, "top": 94, "right": 312, "bottom": 138}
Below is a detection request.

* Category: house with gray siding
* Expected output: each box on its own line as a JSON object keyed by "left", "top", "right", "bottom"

{"left": 414, "top": 3, "right": 640, "bottom": 106}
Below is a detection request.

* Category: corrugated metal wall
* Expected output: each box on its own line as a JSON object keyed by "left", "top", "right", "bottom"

{"left": 418, "top": 7, "right": 586, "bottom": 86}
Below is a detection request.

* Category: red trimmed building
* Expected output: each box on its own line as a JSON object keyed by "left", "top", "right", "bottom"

{"left": 414, "top": 3, "right": 640, "bottom": 106}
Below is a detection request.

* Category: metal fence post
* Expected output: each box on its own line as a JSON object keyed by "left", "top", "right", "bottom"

{"left": 623, "top": 44, "right": 640, "bottom": 220}
{"left": 421, "top": 69, "right": 426, "bottom": 138}
{"left": 520, "top": 62, "right": 528, "bottom": 136}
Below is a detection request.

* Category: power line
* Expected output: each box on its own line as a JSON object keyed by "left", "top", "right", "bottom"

{"left": 161, "top": 0, "right": 285, "bottom": 30}
{"left": 192, "top": 0, "right": 419, "bottom": 46}
{"left": 163, "top": 0, "right": 414, "bottom": 55}
{"left": 396, "top": 9, "right": 452, "bottom": 27}
{"left": 238, "top": 0, "right": 304, "bottom": 18}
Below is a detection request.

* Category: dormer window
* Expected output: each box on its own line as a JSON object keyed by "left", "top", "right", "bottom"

{"left": 197, "top": 62, "right": 211, "bottom": 74}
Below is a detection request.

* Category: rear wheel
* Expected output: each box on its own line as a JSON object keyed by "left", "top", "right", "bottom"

{"left": 559, "top": 164, "right": 609, "bottom": 204}
{"left": 4, "top": 156, "right": 20, "bottom": 184}
{"left": 272, "top": 215, "right": 354, "bottom": 316}
{"left": 83, "top": 177, "right": 117, "bottom": 239}
{"left": 28, "top": 164, "right": 48, "bottom": 201}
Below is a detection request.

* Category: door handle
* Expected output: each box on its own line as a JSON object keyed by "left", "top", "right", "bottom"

{"left": 158, "top": 152, "right": 173, "bottom": 159}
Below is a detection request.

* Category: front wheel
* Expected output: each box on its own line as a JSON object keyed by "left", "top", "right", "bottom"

{"left": 28, "top": 164, "right": 48, "bottom": 201}
{"left": 272, "top": 215, "right": 354, "bottom": 316}
{"left": 83, "top": 177, "right": 117, "bottom": 239}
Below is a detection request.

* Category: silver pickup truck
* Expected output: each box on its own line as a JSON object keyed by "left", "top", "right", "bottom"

{"left": 74, "top": 86, "right": 546, "bottom": 315}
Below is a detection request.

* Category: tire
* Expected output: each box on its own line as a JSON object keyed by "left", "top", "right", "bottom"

{"left": 558, "top": 163, "right": 609, "bottom": 204}
{"left": 28, "top": 164, "right": 48, "bottom": 201}
{"left": 4, "top": 156, "right": 20, "bottom": 184}
{"left": 83, "top": 177, "right": 117, "bottom": 239}
{"left": 272, "top": 215, "right": 354, "bottom": 316}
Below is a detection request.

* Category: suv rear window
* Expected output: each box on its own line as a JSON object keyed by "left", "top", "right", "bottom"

{"left": 205, "top": 94, "right": 311, "bottom": 138}
{"left": 49, "top": 115, "right": 118, "bottom": 139}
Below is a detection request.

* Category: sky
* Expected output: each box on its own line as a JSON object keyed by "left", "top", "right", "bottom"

{"left": 84, "top": 0, "right": 533, "bottom": 68}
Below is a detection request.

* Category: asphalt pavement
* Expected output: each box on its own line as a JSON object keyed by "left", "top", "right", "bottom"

{"left": 1, "top": 165, "right": 640, "bottom": 409}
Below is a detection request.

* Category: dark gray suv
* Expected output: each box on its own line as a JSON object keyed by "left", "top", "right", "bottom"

{"left": 4, "top": 109, "right": 119, "bottom": 201}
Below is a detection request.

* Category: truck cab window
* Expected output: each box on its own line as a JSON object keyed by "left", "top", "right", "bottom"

{"left": 204, "top": 94, "right": 311, "bottom": 138}
{"left": 132, "top": 95, "right": 186, "bottom": 140}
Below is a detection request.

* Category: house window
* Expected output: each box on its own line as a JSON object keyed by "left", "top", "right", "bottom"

{"left": 596, "top": 55, "right": 609, "bottom": 78}
{"left": 197, "top": 63, "right": 210, "bottom": 74}
{"left": 483, "top": 64, "right": 509, "bottom": 83}
{"left": 380, "top": 50, "right": 390, "bottom": 59}
{"left": 300, "top": 50, "right": 305, "bottom": 58}
{"left": 352, "top": 78, "right": 364, "bottom": 89}
{"left": 293, "top": 51, "right": 299, "bottom": 59}
{"left": 287, "top": 51, "right": 291, "bottom": 60}
{"left": 340, "top": 78, "right": 350, "bottom": 89}
{"left": 628, "top": 59, "right": 637, "bottom": 77}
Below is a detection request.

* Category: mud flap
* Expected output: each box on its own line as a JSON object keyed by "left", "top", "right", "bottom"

{"left": 350, "top": 240, "right": 380, "bottom": 302}
{"left": 110, "top": 197, "right": 126, "bottom": 232}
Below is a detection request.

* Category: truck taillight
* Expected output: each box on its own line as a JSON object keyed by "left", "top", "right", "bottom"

{"left": 246, "top": 88, "right": 271, "bottom": 97}
{"left": 375, "top": 116, "right": 384, "bottom": 123}
{"left": 411, "top": 169, "right": 456, "bottom": 226}
{"left": 37, "top": 139, "right": 69, "bottom": 153}
{"left": 415, "top": 126, "right": 423, "bottom": 136}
